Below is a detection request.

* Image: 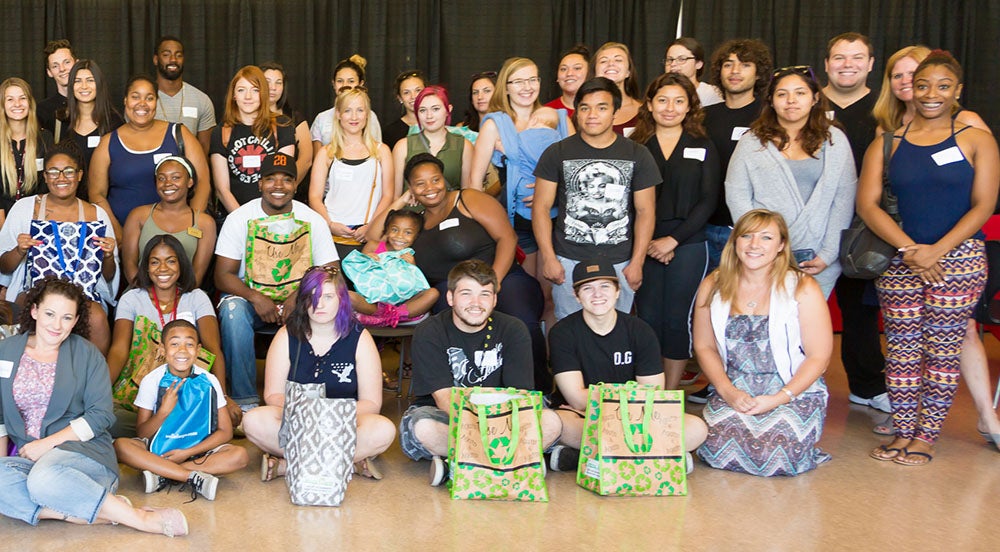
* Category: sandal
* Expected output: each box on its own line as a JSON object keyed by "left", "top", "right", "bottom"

{"left": 260, "top": 453, "right": 285, "bottom": 482}
{"left": 893, "top": 448, "right": 933, "bottom": 466}
{"left": 353, "top": 456, "right": 384, "bottom": 480}
{"left": 869, "top": 444, "right": 904, "bottom": 462}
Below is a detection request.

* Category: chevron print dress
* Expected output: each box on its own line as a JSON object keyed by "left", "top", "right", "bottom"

{"left": 697, "top": 314, "right": 830, "bottom": 476}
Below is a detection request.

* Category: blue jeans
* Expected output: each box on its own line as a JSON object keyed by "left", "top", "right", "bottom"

{"left": 704, "top": 224, "right": 732, "bottom": 273}
{"left": 0, "top": 448, "right": 118, "bottom": 525}
{"left": 218, "top": 295, "right": 277, "bottom": 405}
{"left": 551, "top": 256, "right": 634, "bottom": 320}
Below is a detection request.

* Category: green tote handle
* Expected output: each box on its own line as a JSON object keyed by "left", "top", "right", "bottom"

{"left": 478, "top": 398, "right": 521, "bottom": 466}
{"left": 619, "top": 391, "right": 654, "bottom": 454}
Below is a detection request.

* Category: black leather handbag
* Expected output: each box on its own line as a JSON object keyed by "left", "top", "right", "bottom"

{"left": 840, "top": 134, "right": 901, "bottom": 279}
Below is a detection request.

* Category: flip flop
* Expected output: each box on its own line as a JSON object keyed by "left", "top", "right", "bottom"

{"left": 869, "top": 444, "right": 904, "bottom": 461}
{"left": 261, "top": 452, "right": 281, "bottom": 482}
{"left": 893, "top": 448, "right": 933, "bottom": 466}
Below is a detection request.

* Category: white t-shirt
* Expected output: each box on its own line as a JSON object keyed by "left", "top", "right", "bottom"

{"left": 134, "top": 364, "right": 226, "bottom": 412}
{"left": 214, "top": 199, "right": 340, "bottom": 280}
{"left": 697, "top": 81, "right": 724, "bottom": 107}
{"left": 116, "top": 288, "right": 215, "bottom": 326}
{"left": 310, "top": 107, "right": 382, "bottom": 145}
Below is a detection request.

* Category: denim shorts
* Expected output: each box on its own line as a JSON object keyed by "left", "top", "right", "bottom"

{"left": 399, "top": 404, "right": 449, "bottom": 461}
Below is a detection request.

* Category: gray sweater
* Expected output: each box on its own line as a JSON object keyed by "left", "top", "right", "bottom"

{"left": 725, "top": 126, "right": 857, "bottom": 295}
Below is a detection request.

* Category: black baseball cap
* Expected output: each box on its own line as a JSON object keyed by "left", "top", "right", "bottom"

{"left": 572, "top": 259, "right": 617, "bottom": 288}
{"left": 260, "top": 152, "right": 297, "bottom": 180}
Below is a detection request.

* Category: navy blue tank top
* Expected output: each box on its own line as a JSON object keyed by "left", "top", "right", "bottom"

{"left": 287, "top": 324, "right": 363, "bottom": 399}
{"left": 889, "top": 121, "right": 983, "bottom": 244}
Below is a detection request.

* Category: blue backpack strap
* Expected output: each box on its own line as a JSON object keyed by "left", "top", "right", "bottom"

{"left": 482, "top": 112, "right": 523, "bottom": 223}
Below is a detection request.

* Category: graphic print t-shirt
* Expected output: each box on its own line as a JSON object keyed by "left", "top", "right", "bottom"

{"left": 210, "top": 119, "right": 295, "bottom": 208}
{"left": 535, "top": 134, "right": 661, "bottom": 262}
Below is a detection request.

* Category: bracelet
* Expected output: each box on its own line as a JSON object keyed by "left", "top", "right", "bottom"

{"left": 780, "top": 387, "right": 795, "bottom": 402}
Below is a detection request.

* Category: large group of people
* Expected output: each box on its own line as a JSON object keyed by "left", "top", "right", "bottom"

{"left": 1, "top": 30, "right": 998, "bottom": 538}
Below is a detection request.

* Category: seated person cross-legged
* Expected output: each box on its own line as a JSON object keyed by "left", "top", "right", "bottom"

{"left": 214, "top": 153, "right": 339, "bottom": 411}
{"left": 548, "top": 259, "right": 708, "bottom": 472}
{"left": 692, "top": 209, "right": 833, "bottom": 477}
{"left": 399, "top": 259, "right": 562, "bottom": 486}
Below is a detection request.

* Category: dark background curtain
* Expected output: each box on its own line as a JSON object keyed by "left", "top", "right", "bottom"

{"left": 0, "top": 1, "right": 994, "bottom": 133}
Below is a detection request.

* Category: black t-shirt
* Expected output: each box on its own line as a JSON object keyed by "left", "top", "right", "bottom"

{"left": 410, "top": 309, "right": 534, "bottom": 406}
{"left": 36, "top": 93, "right": 67, "bottom": 135}
{"left": 382, "top": 118, "right": 410, "bottom": 153}
{"left": 1, "top": 130, "right": 54, "bottom": 216}
{"left": 549, "top": 310, "right": 662, "bottom": 387}
{"left": 703, "top": 98, "right": 763, "bottom": 226}
{"left": 209, "top": 117, "right": 296, "bottom": 209}
{"left": 645, "top": 133, "right": 720, "bottom": 245}
{"left": 829, "top": 91, "right": 877, "bottom": 177}
{"left": 534, "top": 134, "right": 661, "bottom": 263}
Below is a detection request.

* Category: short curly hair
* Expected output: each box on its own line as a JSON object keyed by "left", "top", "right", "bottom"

{"left": 708, "top": 39, "right": 773, "bottom": 98}
{"left": 18, "top": 276, "right": 90, "bottom": 340}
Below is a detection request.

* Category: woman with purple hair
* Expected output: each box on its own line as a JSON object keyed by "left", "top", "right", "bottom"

{"left": 242, "top": 265, "right": 396, "bottom": 480}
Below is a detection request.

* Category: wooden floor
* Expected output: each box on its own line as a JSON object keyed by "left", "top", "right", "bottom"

{"left": 4, "top": 334, "right": 1000, "bottom": 551}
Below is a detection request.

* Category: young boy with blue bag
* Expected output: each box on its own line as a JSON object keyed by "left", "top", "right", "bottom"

{"left": 114, "top": 320, "right": 249, "bottom": 500}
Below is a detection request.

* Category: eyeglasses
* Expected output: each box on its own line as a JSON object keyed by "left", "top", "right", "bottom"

{"left": 471, "top": 71, "right": 497, "bottom": 80}
{"left": 664, "top": 56, "right": 695, "bottom": 66}
{"left": 507, "top": 76, "right": 541, "bottom": 89}
{"left": 772, "top": 65, "right": 817, "bottom": 81}
{"left": 43, "top": 167, "right": 79, "bottom": 180}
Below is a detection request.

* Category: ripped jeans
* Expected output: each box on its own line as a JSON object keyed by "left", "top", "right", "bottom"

{"left": 218, "top": 295, "right": 278, "bottom": 405}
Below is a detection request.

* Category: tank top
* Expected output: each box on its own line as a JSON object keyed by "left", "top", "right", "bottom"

{"left": 323, "top": 156, "right": 381, "bottom": 227}
{"left": 287, "top": 324, "right": 363, "bottom": 400}
{"left": 413, "top": 191, "right": 496, "bottom": 284}
{"left": 405, "top": 132, "right": 464, "bottom": 191}
{"left": 136, "top": 205, "right": 201, "bottom": 263}
{"left": 107, "top": 124, "right": 181, "bottom": 223}
{"left": 889, "top": 120, "right": 982, "bottom": 244}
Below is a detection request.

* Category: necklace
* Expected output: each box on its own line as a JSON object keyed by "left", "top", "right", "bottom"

{"left": 150, "top": 286, "right": 179, "bottom": 328}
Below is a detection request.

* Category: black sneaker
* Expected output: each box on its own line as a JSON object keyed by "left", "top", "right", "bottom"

{"left": 429, "top": 455, "right": 449, "bottom": 487}
{"left": 549, "top": 445, "right": 580, "bottom": 472}
{"left": 687, "top": 385, "right": 711, "bottom": 404}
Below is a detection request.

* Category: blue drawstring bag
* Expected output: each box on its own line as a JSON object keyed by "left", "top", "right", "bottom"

{"left": 149, "top": 370, "right": 218, "bottom": 456}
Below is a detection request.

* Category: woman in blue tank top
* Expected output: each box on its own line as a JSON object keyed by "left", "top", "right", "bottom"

{"left": 859, "top": 51, "right": 999, "bottom": 466}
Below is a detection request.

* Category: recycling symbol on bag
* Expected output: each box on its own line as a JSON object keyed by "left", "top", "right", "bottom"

{"left": 272, "top": 258, "right": 292, "bottom": 281}
{"left": 488, "top": 436, "right": 511, "bottom": 463}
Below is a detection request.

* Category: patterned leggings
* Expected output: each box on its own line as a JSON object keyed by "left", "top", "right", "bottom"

{"left": 875, "top": 239, "right": 986, "bottom": 444}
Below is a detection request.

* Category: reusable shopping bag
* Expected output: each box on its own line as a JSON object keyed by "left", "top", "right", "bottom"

{"left": 448, "top": 387, "right": 547, "bottom": 502}
{"left": 341, "top": 248, "right": 429, "bottom": 305}
{"left": 245, "top": 212, "right": 312, "bottom": 301}
{"left": 577, "top": 382, "right": 687, "bottom": 496}
{"left": 27, "top": 219, "right": 107, "bottom": 302}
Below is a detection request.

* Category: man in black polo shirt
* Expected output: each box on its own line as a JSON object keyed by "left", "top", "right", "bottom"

{"left": 822, "top": 32, "right": 889, "bottom": 414}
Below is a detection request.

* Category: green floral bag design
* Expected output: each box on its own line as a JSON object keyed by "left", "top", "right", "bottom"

{"left": 245, "top": 212, "right": 313, "bottom": 302}
{"left": 112, "top": 315, "right": 216, "bottom": 411}
{"left": 576, "top": 382, "right": 687, "bottom": 496}
{"left": 447, "top": 387, "right": 548, "bottom": 502}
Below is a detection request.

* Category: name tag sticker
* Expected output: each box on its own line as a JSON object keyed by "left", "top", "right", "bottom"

{"left": 622, "top": 127, "right": 636, "bottom": 138}
{"left": 243, "top": 155, "right": 261, "bottom": 169}
{"left": 87, "top": 135, "right": 101, "bottom": 148}
{"left": 187, "top": 226, "right": 204, "bottom": 239}
{"left": 931, "top": 146, "right": 964, "bottom": 166}
{"left": 0, "top": 360, "right": 12, "bottom": 378}
{"left": 35, "top": 158, "right": 44, "bottom": 171}
{"left": 335, "top": 166, "right": 354, "bottom": 182}
{"left": 439, "top": 218, "right": 459, "bottom": 231}
{"left": 731, "top": 126, "right": 750, "bottom": 141}
{"left": 153, "top": 153, "right": 170, "bottom": 165}
{"left": 683, "top": 147, "right": 706, "bottom": 161}
{"left": 604, "top": 183, "right": 626, "bottom": 200}
{"left": 182, "top": 106, "right": 198, "bottom": 118}
{"left": 825, "top": 110, "right": 836, "bottom": 121}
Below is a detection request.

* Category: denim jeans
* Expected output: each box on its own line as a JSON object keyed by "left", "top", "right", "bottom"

{"left": 218, "top": 295, "right": 277, "bottom": 405}
{"left": 551, "top": 256, "right": 634, "bottom": 320}
{"left": 0, "top": 448, "right": 118, "bottom": 525}
{"left": 704, "top": 224, "right": 732, "bottom": 273}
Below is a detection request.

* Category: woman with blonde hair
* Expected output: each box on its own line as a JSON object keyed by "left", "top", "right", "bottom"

{"left": 210, "top": 66, "right": 295, "bottom": 215}
{"left": 693, "top": 209, "right": 832, "bottom": 476}
{"left": 310, "top": 87, "right": 394, "bottom": 258}
{"left": 591, "top": 42, "right": 642, "bottom": 135}
{"left": 0, "top": 78, "right": 54, "bottom": 226}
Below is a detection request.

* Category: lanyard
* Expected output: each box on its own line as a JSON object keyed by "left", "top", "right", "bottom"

{"left": 49, "top": 221, "right": 87, "bottom": 280}
{"left": 150, "top": 287, "right": 179, "bottom": 328}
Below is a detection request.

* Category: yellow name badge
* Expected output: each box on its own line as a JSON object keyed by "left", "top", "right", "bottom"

{"left": 187, "top": 226, "right": 203, "bottom": 239}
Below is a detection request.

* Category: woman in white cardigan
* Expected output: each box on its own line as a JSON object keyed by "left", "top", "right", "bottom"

{"left": 725, "top": 66, "right": 856, "bottom": 298}
{"left": 692, "top": 209, "right": 832, "bottom": 476}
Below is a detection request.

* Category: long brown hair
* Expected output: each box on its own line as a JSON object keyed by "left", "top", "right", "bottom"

{"left": 708, "top": 209, "right": 801, "bottom": 306}
{"left": 630, "top": 72, "right": 706, "bottom": 144}
{"left": 222, "top": 65, "right": 285, "bottom": 139}
{"left": 750, "top": 67, "right": 832, "bottom": 156}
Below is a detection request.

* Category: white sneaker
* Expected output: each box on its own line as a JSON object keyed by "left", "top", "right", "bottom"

{"left": 187, "top": 471, "right": 219, "bottom": 501}
{"left": 142, "top": 470, "right": 167, "bottom": 493}
{"left": 686, "top": 452, "right": 695, "bottom": 474}
{"left": 849, "top": 392, "right": 891, "bottom": 413}
{"left": 429, "top": 456, "right": 449, "bottom": 487}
